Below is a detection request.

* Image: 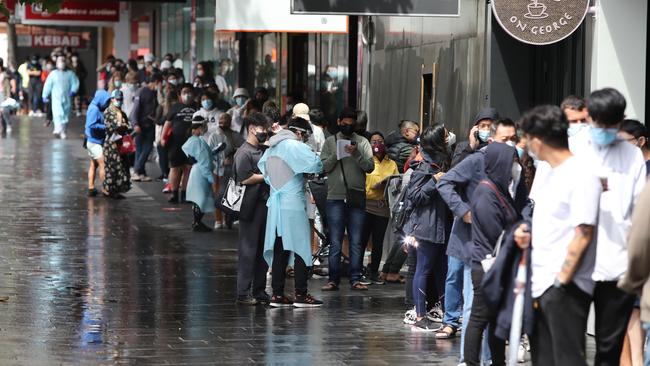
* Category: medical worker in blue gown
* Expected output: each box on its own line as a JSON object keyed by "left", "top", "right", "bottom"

{"left": 258, "top": 117, "right": 324, "bottom": 308}
{"left": 182, "top": 115, "right": 216, "bottom": 232}
{"left": 42, "top": 56, "right": 79, "bottom": 139}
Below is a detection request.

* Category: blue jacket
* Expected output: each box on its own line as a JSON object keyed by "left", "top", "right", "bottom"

{"left": 437, "top": 146, "right": 528, "bottom": 263}
{"left": 403, "top": 150, "right": 451, "bottom": 244}
{"left": 85, "top": 90, "right": 110, "bottom": 144}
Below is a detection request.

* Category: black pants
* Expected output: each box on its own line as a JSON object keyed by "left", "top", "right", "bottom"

{"left": 464, "top": 264, "right": 505, "bottom": 366}
{"left": 382, "top": 226, "right": 408, "bottom": 274}
{"left": 236, "top": 201, "right": 268, "bottom": 299}
{"left": 271, "top": 236, "right": 309, "bottom": 297}
{"left": 360, "top": 212, "right": 389, "bottom": 276}
{"left": 157, "top": 144, "right": 169, "bottom": 179}
{"left": 405, "top": 245, "right": 443, "bottom": 308}
{"left": 192, "top": 204, "right": 204, "bottom": 226}
{"left": 531, "top": 283, "right": 591, "bottom": 366}
{"left": 593, "top": 281, "right": 635, "bottom": 366}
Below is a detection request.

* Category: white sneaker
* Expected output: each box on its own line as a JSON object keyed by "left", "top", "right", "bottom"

{"left": 403, "top": 307, "right": 417, "bottom": 325}
{"left": 60, "top": 132, "right": 67, "bottom": 140}
{"left": 28, "top": 110, "right": 34, "bottom": 116}
{"left": 5, "top": 126, "right": 11, "bottom": 133}
{"left": 214, "top": 222, "right": 223, "bottom": 230}
{"left": 131, "top": 173, "right": 142, "bottom": 182}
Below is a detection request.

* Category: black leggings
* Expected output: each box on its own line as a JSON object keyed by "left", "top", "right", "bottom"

{"left": 192, "top": 204, "right": 204, "bottom": 226}
{"left": 271, "top": 236, "right": 309, "bottom": 297}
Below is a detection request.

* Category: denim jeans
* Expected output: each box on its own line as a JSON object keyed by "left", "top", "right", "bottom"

{"left": 461, "top": 262, "right": 491, "bottom": 363}
{"left": 442, "top": 255, "right": 464, "bottom": 328}
{"left": 326, "top": 199, "right": 365, "bottom": 285}
{"left": 413, "top": 242, "right": 446, "bottom": 317}
{"left": 134, "top": 127, "right": 155, "bottom": 175}
{"left": 644, "top": 322, "right": 650, "bottom": 366}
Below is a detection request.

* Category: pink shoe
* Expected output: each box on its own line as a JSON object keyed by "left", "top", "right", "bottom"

{"left": 162, "top": 183, "right": 172, "bottom": 194}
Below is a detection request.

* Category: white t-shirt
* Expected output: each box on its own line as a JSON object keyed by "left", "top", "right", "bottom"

{"left": 530, "top": 156, "right": 602, "bottom": 298}
{"left": 193, "top": 108, "right": 222, "bottom": 141}
{"left": 569, "top": 129, "right": 647, "bottom": 281}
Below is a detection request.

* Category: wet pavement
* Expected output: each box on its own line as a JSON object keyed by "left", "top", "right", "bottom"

{"left": 0, "top": 116, "right": 590, "bottom": 365}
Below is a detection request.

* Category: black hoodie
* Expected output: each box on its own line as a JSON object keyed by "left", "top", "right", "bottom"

{"left": 470, "top": 143, "right": 518, "bottom": 263}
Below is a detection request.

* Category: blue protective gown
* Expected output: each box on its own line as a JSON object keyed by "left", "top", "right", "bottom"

{"left": 182, "top": 135, "right": 215, "bottom": 213}
{"left": 258, "top": 131, "right": 323, "bottom": 266}
{"left": 42, "top": 69, "right": 79, "bottom": 125}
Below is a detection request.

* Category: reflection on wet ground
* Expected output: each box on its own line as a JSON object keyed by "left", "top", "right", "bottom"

{"left": 0, "top": 117, "right": 558, "bottom": 365}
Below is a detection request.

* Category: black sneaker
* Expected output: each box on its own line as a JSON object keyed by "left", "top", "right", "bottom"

{"left": 192, "top": 222, "right": 213, "bottom": 232}
{"left": 358, "top": 276, "right": 373, "bottom": 285}
{"left": 412, "top": 317, "right": 441, "bottom": 332}
{"left": 269, "top": 295, "right": 294, "bottom": 308}
{"left": 88, "top": 188, "right": 98, "bottom": 197}
{"left": 236, "top": 296, "right": 258, "bottom": 306}
{"left": 369, "top": 274, "right": 385, "bottom": 285}
{"left": 293, "top": 293, "right": 323, "bottom": 308}
{"left": 254, "top": 292, "right": 271, "bottom": 305}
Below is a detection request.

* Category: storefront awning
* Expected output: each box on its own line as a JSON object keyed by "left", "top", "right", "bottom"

{"left": 215, "top": 0, "right": 347, "bottom": 33}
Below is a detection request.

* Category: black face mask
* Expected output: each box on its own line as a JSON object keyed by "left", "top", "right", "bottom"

{"left": 339, "top": 124, "right": 355, "bottom": 136}
{"left": 255, "top": 132, "right": 268, "bottom": 144}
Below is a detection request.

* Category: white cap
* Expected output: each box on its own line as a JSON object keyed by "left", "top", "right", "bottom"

{"left": 292, "top": 103, "right": 310, "bottom": 121}
{"left": 233, "top": 88, "right": 249, "bottom": 98}
{"left": 173, "top": 59, "right": 183, "bottom": 69}
{"left": 144, "top": 53, "right": 155, "bottom": 63}
{"left": 160, "top": 60, "right": 172, "bottom": 70}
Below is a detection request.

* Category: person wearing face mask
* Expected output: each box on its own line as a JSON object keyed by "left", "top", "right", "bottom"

{"left": 42, "top": 56, "right": 79, "bottom": 139}
{"left": 26, "top": 55, "right": 44, "bottom": 116}
{"left": 84, "top": 90, "right": 111, "bottom": 197}
{"left": 320, "top": 107, "right": 375, "bottom": 292}
{"left": 233, "top": 112, "right": 271, "bottom": 305}
{"left": 194, "top": 91, "right": 223, "bottom": 138}
{"left": 182, "top": 116, "right": 216, "bottom": 232}
{"left": 463, "top": 142, "right": 520, "bottom": 365}
{"left": 619, "top": 119, "right": 650, "bottom": 177}
{"left": 451, "top": 107, "right": 499, "bottom": 167}
{"left": 130, "top": 73, "right": 163, "bottom": 182}
{"left": 102, "top": 90, "right": 132, "bottom": 199}
{"left": 161, "top": 84, "right": 198, "bottom": 204}
{"left": 436, "top": 118, "right": 527, "bottom": 361}
{"left": 358, "top": 132, "right": 399, "bottom": 285}
{"left": 256, "top": 117, "right": 323, "bottom": 307}
{"left": 511, "top": 105, "right": 602, "bottom": 366}
{"left": 227, "top": 88, "right": 249, "bottom": 135}
{"left": 70, "top": 53, "right": 87, "bottom": 117}
{"left": 561, "top": 95, "right": 589, "bottom": 138}
{"left": 120, "top": 72, "right": 139, "bottom": 118}
{"left": 566, "top": 88, "right": 647, "bottom": 366}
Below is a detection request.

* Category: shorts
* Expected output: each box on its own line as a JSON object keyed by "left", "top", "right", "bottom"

{"left": 168, "top": 144, "right": 188, "bottom": 167}
{"left": 87, "top": 141, "right": 103, "bottom": 160}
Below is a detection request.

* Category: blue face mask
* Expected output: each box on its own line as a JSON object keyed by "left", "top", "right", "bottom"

{"left": 478, "top": 130, "right": 490, "bottom": 142}
{"left": 201, "top": 99, "right": 214, "bottom": 110}
{"left": 567, "top": 123, "right": 586, "bottom": 137}
{"left": 589, "top": 126, "right": 618, "bottom": 146}
{"left": 516, "top": 146, "right": 524, "bottom": 159}
{"left": 235, "top": 97, "right": 246, "bottom": 107}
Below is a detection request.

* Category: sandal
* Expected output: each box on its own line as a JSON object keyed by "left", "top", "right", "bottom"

{"left": 385, "top": 274, "right": 406, "bottom": 284}
{"left": 350, "top": 282, "right": 368, "bottom": 291}
{"left": 321, "top": 282, "right": 339, "bottom": 291}
{"left": 435, "top": 325, "right": 458, "bottom": 339}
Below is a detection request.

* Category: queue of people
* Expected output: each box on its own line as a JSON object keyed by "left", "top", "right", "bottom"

{"left": 7, "top": 49, "right": 649, "bottom": 365}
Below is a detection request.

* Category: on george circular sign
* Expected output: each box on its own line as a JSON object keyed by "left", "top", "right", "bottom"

{"left": 492, "top": 0, "right": 589, "bottom": 45}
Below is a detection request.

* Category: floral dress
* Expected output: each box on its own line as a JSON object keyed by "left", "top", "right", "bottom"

{"left": 103, "top": 105, "right": 132, "bottom": 195}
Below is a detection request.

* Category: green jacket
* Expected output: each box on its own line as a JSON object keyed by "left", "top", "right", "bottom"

{"left": 321, "top": 132, "right": 375, "bottom": 200}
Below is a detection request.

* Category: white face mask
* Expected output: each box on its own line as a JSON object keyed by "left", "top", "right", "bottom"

{"left": 567, "top": 123, "right": 586, "bottom": 137}
{"left": 505, "top": 140, "right": 516, "bottom": 147}
{"left": 56, "top": 61, "right": 65, "bottom": 70}
{"left": 447, "top": 132, "right": 456, "bottom": 147}
{"left": 509, "top": 162, "right": 522, "bottom": 199}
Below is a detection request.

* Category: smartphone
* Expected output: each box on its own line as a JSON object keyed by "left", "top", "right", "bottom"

{"left": 350, "top": 141, "right": 357, "bottom": 146}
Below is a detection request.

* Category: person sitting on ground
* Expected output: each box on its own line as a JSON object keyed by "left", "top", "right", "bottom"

{"left": 182, "top": 115, "right": 216, "bottom": 232}
{"left": 84, "top": 90, "right": 110, "bottom": 197}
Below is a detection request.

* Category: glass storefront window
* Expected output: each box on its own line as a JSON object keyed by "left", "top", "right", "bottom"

{"left": 308, "top": 33, "right": 349, "bottom": 125}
